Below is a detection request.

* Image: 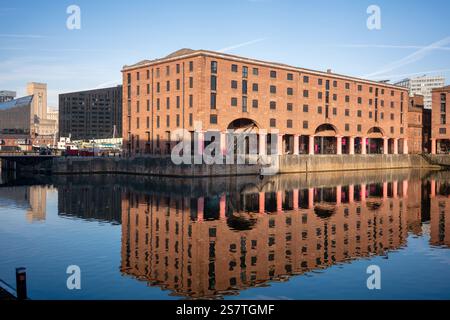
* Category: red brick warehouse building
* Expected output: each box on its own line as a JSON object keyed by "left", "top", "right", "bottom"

{"left": 122, "top": 49, "right": 410, "bottom": 157}
{"left": 431, "top": 86, "right": 450, "bottom": 154}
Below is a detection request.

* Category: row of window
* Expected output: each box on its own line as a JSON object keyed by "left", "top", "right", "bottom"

{"left": 129, "top": 95, "right": 195, "bottom": 113}
{"left": 211, "top": 60, "right": 398, "bottom": 96}
{"left": 127, "top": 61, "right": 195, "bottom": 84}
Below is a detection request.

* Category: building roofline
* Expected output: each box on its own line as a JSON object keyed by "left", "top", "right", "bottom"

{"left": 58, "top": 85, "right": 123, "bottom": 97}
{"left": 122, "top": 49, "right": 409, "bottom": 91}
{"left": 431, "top": 85, "right": 450, "bottom": 92}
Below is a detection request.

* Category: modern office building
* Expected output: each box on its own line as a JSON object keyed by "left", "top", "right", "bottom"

{"left": 396, "top": 75, "right": 445, "bottom": 110}
{"left": 0, "top": 90, "right": 16, "bottom": 103}
{"left": 122, "top": 49, "right": 410, "bottom": 157}
{"left": 431, "top": 86, "right": 450, "bottom": 154}
{"left": 59, "top": 86, "right": 123, "bottom": 140}
{"left": 0, "top": 95, "right": 34, "bottom": 151}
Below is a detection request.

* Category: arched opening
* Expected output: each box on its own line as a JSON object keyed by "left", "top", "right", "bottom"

{"left": 314, "top": 124, "right": 338, "bottom": 154}
{"left": 227, "top": 118, "right": 259, "bottom": 156}
{"left": 437, "top": 139, "right": 450, "bottom": 154}
{"left": 367, "top": 127, "right": 384, "bottom": 154}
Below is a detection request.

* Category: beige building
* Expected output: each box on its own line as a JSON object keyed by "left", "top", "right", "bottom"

{"left": 26, "top": 82, "right": 58, "bottom": 138}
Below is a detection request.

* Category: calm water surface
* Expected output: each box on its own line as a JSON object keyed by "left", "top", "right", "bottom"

{"left": 0, "top": 169, "right": 449, "bottom": 300}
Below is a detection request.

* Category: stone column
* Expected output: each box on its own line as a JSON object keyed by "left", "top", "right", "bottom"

{"left": 402, "top": 180, "right": 408, "bottom": 198}
{"left": 336, "top": 185, "right": 342, "bottom": 205}
{"left": 361, "top": 137, "right": 367, "bottom": 155}
{"left": 259, "top": 132, "right": 267, "bottom": 156}
{"left": 431, "top": 138, "right": 436, "bottom": 155}
{"left": 308, "top": 135, "right": 315, "bottom": 155}
{"left": 220, "top": 131, "right": 227, "bottom": 156}
{"left": 393, "top": 181, "right": 398, "bottom": 199}
{"left": 259, "top": 192, "right": 265, "bottom": 214}
{"left": 219, "top": 194, "right": 226, "bottom": 219}
{"left": 277, "top": 134, "right": 284, "bottom": 156}
{"left": 349, "top": 137, "right": 355, "bottom": 155}
{"left": 349, "top": 185, "right": 354, "bottom": 203}
{"left": 308, "top": 188, "right": 314, "bottom": 209}
{"left": 393, "top": 138, "right": 398, "bottom": 155}
{"left": 361, "top": 184, "right": 366, "bottom": 202}
{"left": 383, "top": 137, "right": 389, "bottom": 155}
{"left": 277, "top": 191, "right": 283, "bottom": 212}
{"left": 293, "top": 134, "right": 299, "bottom": 155}
{"left": 293, "top": 189, "right": 299, "bottom": 210}
{"left": 403, "top": 139, "right": 409, "bottom": 154}
{"left": 197, "top": 131, "right": 204, "bottom": 156}
{"left": 336, "top": 136, "right": 342, "bottom": 155}
{"left": 197, "top": 197, "right": 204, "bottom": 222}
{"left": 430, "top": 180, "right": 436, "bottom": 198}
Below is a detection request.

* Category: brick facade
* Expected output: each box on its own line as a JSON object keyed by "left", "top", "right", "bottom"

{"left": 431, "top": 86, "right": 450, "bottom": 154}
{"left": 122, "top": 49, "right": 410, "bottom": 157}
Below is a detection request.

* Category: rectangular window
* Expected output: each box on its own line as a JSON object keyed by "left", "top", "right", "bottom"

{"left": 176, "top": 96, "right": 180, "bottom": 109}
{"left": 345, "top": 83, "right": 350, "bottom": 90}
{"left": 176, "top": 79, "right": 180, "bottom": 90}
{"left": 189, "top": 61, "right": 194, "bottom": 72}
{"left": 252, "top": 100, "right": 258, "bottom": 108}
{"left": 270, "top": 70, "right": 277, "bottom": 78}
{"left": 156, "top": 82, "right": 160, "bottom": 93}
{"left": 189, "top": 113, "right": 193, "bottom": 126}
{"left": 156, "top": 68, "right": 160, "bottom": 77}
{"left": 345, "top": 124, "right": 350, "bottom": 131}
{"left": 176, "top": 64, "right": 180, "bottom": 74}
{"left": 333, "top": 108, "right": 337, "bottom": 115}
{"left": 303, "top": 121, "right": 308, "bottom": 129}
{"left": 303, "top": 104, "right": 309, "bottom": 112}
{"left": 242, "top": 66, "right": 248, "bottom": 78}
{"left": 242, "top": 96, "right": 247, "bottom": 112}
{"left": 166, "top": 66, "right": 170, "bottom": 76}
{"left": 146, "top": 116, "right": 150, "bottom": 129}
{"left": 137, "top": 85, "right": 140, "bottom": 96}
{"left": 231, "top": 97, "right": 238, "bottom": 107}
{"left": 210, "top": 93, "right": 216, "bottom": 109}
{"left": 357, "top": 110, "right": 362, "bottom": 117}
{"left": 270, "top": 85, "right": 277, "bottom": 94}
{"left": 166, "top": 115, "right": 170, "bottom": 127}
{"left": 176, "top": 114, "right": 180, "bottom": 127}
{"left": 440, "top": 114, "right": 446, "bottom": 125}
{"left": 137, "top": 72, "right": 140, "bottom": 81}
{"left": 318, "top": 106, "right": 323, "bottom": 114}
{"left": 242, "top": 80, "right": 248, "bottom": 94}
{"left": 147, "top": 100, "right": 150, "bottom": 111}
{"left": 189, "top": 95, "right": 193, "bottom": 108}
{"left": 333, "top": 80, "right": 337, "bottom": 88}
{"left": 136, "top": 117, "right": 140, "bottom": 129}
{"left": 287, "top": 73, "right": 294, "bottom": 81}
{"left": 318, "top": 92, "right": 323, "bottom": 100}
{"left": 333, "top": 94, "right": 337, "bottom": 101}
{"left": 270, "top": 118, "right": 276, "bottom": 127}
{"left": 231, "top": 80, "right": 238, "bottom": 89}
{"left": 147, "top": 83, "right": 150, "bottom": 94}
{"left": 287, "top": 103, "right": 293, "bottom": 111}
{"left": 231, "top": 64, "right": 238, "bottom": 72}
{"left": 211, "top": 75, "right": 217, "bottom": 91}
{"left": 303, "top": 76, "right": 309, "bottom": 83}
{"left": 210, "top": 115, "right": 218, "bottom": 124}
{"left": 253, "top": 68, "right": 259, "bottom": 75}
{"left": 345, "top": 109, "right": 350, "bottom": 116}
{"left": 189, "top": 77, "right": 193, "bottom": 89}
{"left": 357, "top": 124, "right": 362, "bottom": 132}
{"left": 166, "top": 97, "right": 170, "bottom": 109}
{"left": 440, "top": 128, "right": 447, "bottom": 134}
{"left": 252, "top": 83, "right": 259, "bottom": 92}
{"left": 270, "top": 101, "right": 276, "bottom": 110}
{"left": 166, "top": 81, "right": 170, "bottom": 92}
{"left": 211, "top": 61, "right": 218, "bottom": 74}
{"left": 303, "top": 90, "right": 309, "bottom": 98}
{"left": 156, "top": 116, "right": 160, "bottom": 128}
{"left": 287, "top": 88, "right": 293, "bottom": 96}
{"left": 345, "top": 95, "right": 350, "bottom": 103}
{"left": 136, "top": 101, "right": 140, "bottom": 113}
{"left": 358, "top": 97, "right": 362, "bottom": 104}
{"left": 358, "top": 85, "right": 362, "bottom": 91}
{"left": 287, "top": 120, "right": 293, "bottom": 128}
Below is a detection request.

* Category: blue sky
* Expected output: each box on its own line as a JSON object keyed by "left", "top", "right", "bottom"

{"left": 0, "top": 0, "right": 449, "bottom": 107}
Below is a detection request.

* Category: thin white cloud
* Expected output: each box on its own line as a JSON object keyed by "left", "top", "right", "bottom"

{"left": 0, "top": 34, "right": 46, "bottom": 39}
{"left": 94, "top": 80, "right": 121, "bottom": 89}
{"left": 336, "top": 44, "right": 450, "bottom": 51}
{"left": 363, "top": 36, "right": 450, "bottom": 78}
{"left": 217, "top": 38, "right": 266, "bottom": 53}
{"left": 369, "top": 68, "right": 450, "bottom": 80}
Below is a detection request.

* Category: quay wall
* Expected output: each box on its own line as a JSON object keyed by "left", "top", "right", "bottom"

{"left": 9, "top": 154, "right": 443, "bottom": 177}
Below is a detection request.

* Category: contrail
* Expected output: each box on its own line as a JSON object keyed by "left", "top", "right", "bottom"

{"left": 363, "top": 36, "right": 450, "bottom": 78}
{"left": 336, "top": 44, "right": 450, "bottom": 51}
{"left": 218, "top": 38, "right": 266, "bottom": 53}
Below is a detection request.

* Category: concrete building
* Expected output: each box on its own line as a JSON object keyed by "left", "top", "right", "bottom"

{"left": 431, "top": 85, "right": 450, "bottom": 154}
{"left": 122, "top": 49, "right": 410, "bottom": 157}
{"left": 396, "top": 75, "right": 445, "bottom": 110}
{"left": 59, "top": 86, "right": 123, "bottom": 140}
{"left": 26, "top": 82, "right": 58, "bottom": 137}
{"left": 0, "top": 90, "right": 16, "bottom": 103}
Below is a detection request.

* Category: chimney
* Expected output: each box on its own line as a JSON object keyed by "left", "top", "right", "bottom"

{"left": 327, "top": 69, "right": 332, "bottom": 74}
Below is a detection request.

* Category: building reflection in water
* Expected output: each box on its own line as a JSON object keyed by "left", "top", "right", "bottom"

{"left": 0, "top": 185, "right": 50, "bottom": 222}
{"left": 119, "top": 177, "right": 449, "bottom": 299}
